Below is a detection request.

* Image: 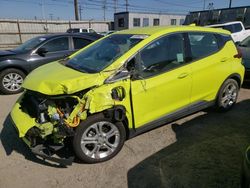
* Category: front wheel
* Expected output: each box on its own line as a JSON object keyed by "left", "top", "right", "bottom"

{"left": 73, "top": 114, "right": 126, "bottom": 163}
{"left": 216, "top": 79, "right": 239, "bottom": 111}
{"left": 0, "top": 68, "right": 26, "bottom": 94}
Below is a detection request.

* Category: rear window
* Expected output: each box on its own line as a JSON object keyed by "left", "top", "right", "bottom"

{"left": 188, "top": 32, "right": 219, "bottom": 59}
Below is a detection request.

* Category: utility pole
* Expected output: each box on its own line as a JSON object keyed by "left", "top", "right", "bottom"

{"left": 229, "top": 0, "right": 232, "bottom": 8}
{"left": 103, "top": 0, "right": 107, "bottom": 21}
{"left": 125, "top": 0, "right": 129, "bottom": 12}
{"left": 113, "top": 0, "right": 117, "bottom": 13}
{"left": 74, "top": 0, "right": 79, "bottom": 21}
{"left": 79, "top": 5, "right": 83, "bottom": 20}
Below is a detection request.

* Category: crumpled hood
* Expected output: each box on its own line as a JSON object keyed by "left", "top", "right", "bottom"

{"left": 22, "top": 62, "right": 106, "bottom": 95}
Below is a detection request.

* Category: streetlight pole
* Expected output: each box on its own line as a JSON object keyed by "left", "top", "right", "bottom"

{"left": 229, "top": 0, "right": 232, "bottom": 8}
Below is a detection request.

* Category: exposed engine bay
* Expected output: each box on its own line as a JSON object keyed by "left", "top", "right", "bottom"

{"left": 20, "top": 91, "right": 88, "bottom": 146}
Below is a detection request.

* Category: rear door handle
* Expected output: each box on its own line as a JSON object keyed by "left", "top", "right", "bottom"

{"left": 220, "top": 57, "right": 229, "bottom": 62}
{"left": 178, "top": 73, "right": 189, "bottom": 79}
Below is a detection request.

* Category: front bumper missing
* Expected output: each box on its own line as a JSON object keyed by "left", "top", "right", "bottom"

{"left": 31, "top": 144, "right": 74, "bottom": 166}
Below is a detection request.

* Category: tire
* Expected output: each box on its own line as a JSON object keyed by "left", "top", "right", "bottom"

{"left": 73, "top": 113, "right": 126, "bottom": 163}
{"left": 216, "top": 78, "right": 239, "bottom": 112}
{"left": 0, "top": 68, "right": 26, "bottom": 94}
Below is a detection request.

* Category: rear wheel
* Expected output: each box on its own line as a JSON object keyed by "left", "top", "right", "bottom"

{"left": 0, "top": 68, "right": 26, "bottom": 94}
{"left": 216, "top": 79, "right": 239, "bottom": 111}
{"left": 73, "top": 114, "right": 126, "bottom": 163}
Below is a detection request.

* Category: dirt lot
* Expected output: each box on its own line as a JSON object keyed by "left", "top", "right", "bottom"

{"left": 0, "top": 86, "right": 250, "bottom": 188}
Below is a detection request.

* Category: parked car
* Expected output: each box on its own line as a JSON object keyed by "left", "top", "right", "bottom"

{"left": 238, "top": 36, "right": 250, "bottom": 82}
{"left": 11, "top": 26, "right": 244, "bottom": 165}
{"left": 0, "top": 33, "right": 102, "bottom": 94}
{"left": 66, "top": 28, "right": 96, "bottom": 33}
{"left": 207, "top": 21, "right": 250, "bottom": 42}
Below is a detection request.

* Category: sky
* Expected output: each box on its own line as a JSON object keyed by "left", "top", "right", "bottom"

{"left": 0, "top": 0, "right": 249, "bottom": 21}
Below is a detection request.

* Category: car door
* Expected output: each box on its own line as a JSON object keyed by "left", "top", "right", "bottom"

{"left": 188, "top": 32, "right": 231, "bottom": 103}
{"left": 28, "top": 36, "right": 72, "bottom": 70}
{"left": 131, "top": 33, "right": 192, "bottom": 128}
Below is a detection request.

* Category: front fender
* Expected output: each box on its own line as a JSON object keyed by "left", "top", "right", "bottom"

{"left": 84, "top": 79, "right": 133, "bottom": 129}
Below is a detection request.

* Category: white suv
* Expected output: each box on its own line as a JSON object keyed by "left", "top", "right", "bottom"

{"left": 207, "top": 21, "right": 250, "bottom": 42}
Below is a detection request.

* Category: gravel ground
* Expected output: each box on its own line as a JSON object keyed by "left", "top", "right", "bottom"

{"left": 0, "top": 86, "right": 250, "bottom": 188}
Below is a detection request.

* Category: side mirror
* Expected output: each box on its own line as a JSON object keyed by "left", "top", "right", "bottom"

{"left": 126, "top": 58, "right": 136, "bottom": 72}
{"left": 36, "top": 47, "right": 48, "bottom": 57}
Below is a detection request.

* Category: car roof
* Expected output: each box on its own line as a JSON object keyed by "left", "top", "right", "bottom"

{"left": 35, "top": 33, "right": 102, "bottom": 40}
{"left": 116, "top": 25, "right": 231, "bottom": 36}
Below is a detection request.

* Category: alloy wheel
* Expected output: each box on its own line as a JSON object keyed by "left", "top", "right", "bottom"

{"left": 80, "top": 121, "right": 120, "bottom": 159}
{"left": 2, "top": 72, "right": 23, "bottom": 92}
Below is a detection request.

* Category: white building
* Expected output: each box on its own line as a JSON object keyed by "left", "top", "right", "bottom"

{"left": 114, "top": 11, "right": 186, "bottom": 30}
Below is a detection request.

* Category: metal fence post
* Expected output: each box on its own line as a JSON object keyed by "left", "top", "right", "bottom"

{"left": 17, "top": 19, "right": 22, "bottom": 44}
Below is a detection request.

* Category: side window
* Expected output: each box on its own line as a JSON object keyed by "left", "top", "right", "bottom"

{"left": 153, "top": 18, "right": 160, "bottom": 26}
{"left": 223, "top": 25, "right": 234, "bottom": 33}
{"left": 143, "top": 18, "right": 149, "bottom": 27}
{"left": 133, "top": 18, "right": 140, "bottom": 27}
{"left": 41, "top": 37, "right": 69, "bottom": 52}
{"left": 139, "top": 33, "right": 185, "bottom": 78}
{"left": 118, "top": 18, "right": 125, "bottom": 27}
{"left": 233, "top": 23, "right": 243, "bottom": 33}
{"left": 171, "top": 19, "right": 177, "bottom": 25}
{"left": 73, "top": 37, "right": 91, "bottom": 50}
{"left": 188, "top": 33, "right": 219, "bottom": 59}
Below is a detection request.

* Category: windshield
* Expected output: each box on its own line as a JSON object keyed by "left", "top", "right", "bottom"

{"left": 14, "top": 37, "right": 46, "bottom": 51}
{"left": 66, "top": 34, "right": 146, "bottom": 73}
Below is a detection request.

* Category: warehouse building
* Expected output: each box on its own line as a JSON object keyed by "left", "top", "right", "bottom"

{"left": 114, "top": 11, "right": 186, "bottom": 30}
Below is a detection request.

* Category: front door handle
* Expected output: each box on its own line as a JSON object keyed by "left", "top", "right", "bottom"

{"left": 178, "top": 73, "right": 189, "bottom": 79}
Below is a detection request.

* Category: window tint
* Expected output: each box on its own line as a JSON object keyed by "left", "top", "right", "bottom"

{"left": 42, "top": 37, "right": 69, "bottom": 52}
{"left": 133, "top": 18, "right": 140, "bottom": 27}
{"left": 188, "top": 33, "right": 218, "bottom": 59}
{"left": 139, "top": 33, "right": 185, "bottom": 78}
{"left": 73, "top": 37, "right": 91, "bottom": 50}
{"left": 153, "top": 18, "right": 160, "bottom": 26}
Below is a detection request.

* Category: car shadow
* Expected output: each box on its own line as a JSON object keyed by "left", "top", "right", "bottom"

{"left": 127, "top": 99, "right": 250, "bottom": 188}
{"left": 0, "top": 115, "right": 70, "bottom": 168}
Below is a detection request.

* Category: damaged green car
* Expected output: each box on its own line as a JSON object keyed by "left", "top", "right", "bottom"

{"left": 10, "top": 26, "right": 244, "bottom": 165}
